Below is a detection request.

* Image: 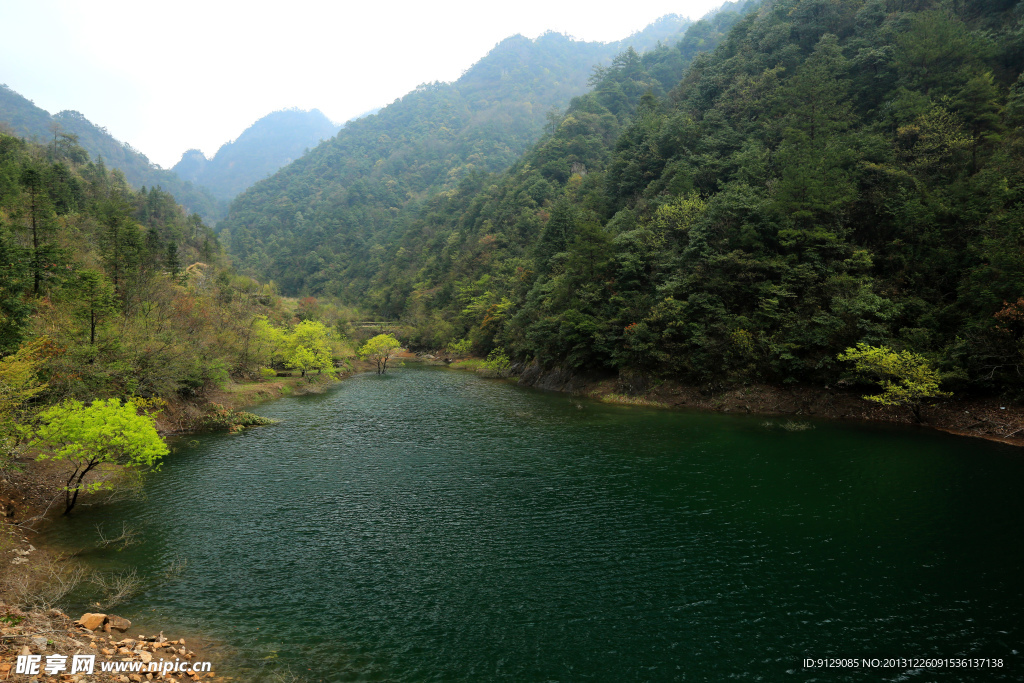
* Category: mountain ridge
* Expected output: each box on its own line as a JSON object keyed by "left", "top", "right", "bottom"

{"left": 172, "top": 108, "right": 341, "bottom": 201}
{"left": 219, "top": 14, "right": 698, "bottom": 295}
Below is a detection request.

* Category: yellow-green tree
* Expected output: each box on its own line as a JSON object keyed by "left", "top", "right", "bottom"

{"left": 32, "top": 398, "right": 168, "bottom": 515}
{"left": 0, "top": 339, "right": 50, "bottom": 467}
{"left": 282, "top": 319, "right": 336, "bottom": 377}
{"left": 242, "top": 315, "right": 286, "bottom": 376}
{"left": 838, "top": 343, "right": 951, "bottom": 422}
{"left": 359, "top": 333, "right": 401, "bottom": 374}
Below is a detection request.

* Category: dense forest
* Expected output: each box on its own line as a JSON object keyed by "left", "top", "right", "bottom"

{"left": 0, "top": 129, "right": 355, "bottom": 458}
{"left": 217, "top": 15, "right": 698, "bottom": 295}
{"left": 172, "top": 108, "right": 341, "bottom": 202}
{"left": 222, "top": 0, "right": 1024, "bottom": 399}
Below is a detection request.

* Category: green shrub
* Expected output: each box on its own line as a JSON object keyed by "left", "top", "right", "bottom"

{"left": 447, "top": 338, "right": 472, "bottom": 356}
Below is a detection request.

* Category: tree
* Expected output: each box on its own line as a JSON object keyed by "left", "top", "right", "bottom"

{"left": 74, "top": 270, "right": 116, "bottom": 345}
{"left": 19, "top": 166, "right": 58, "bottom": 296}
{"left": 282, "top": 319, "right": 335, "bottom": 378}
{"left": 0, "top": 339, "right": 49, "bottom": 468}
{"left": 772, "top": 34, "right": 857, "bottom": 244}
{"left": 359, "top": 333, "right": 401, "bottom": 374}
{"left": 837, "top": 343, "right": 951, "bottom": 422}
{"left": 31, "top": 398, "right": 167, "bottom": 515}
{"left": 0, "top": 224, "right": 30, "bottom": 352}
{"left": 165, "top": 241, "right": 182, "bottom": 280}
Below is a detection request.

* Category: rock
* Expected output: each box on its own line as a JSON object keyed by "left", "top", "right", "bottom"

{"left": 107, "top": 615, "right": 132, "bottom": 632}
{"left": 128, "top": 675, "right": 143, "bottom": 683}
{"left": 77, "top": 613, "right": 107, "bottom": 630}
{"left": 30, "top": 635, "right": 48, "bottom": 650}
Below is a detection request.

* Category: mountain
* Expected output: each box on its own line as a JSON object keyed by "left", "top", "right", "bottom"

{"left": 218, "top": 15, "right": 695, "bottom": 295}
{"left": 0, "top": 84, "right": 223, "bottom": 222}
{"left": 353, "top": 0, "right": 1024, "bottom": 399}
{"left": 172, "top": 109, "right": 341, "bottom": 202}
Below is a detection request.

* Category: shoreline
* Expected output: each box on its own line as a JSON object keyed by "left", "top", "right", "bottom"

{"left": 0, "top": 368, "right": 365, "bottom": 682}
{"left": 537, "top": 371, "right": 1024, "bottom": 449}
{"left": 433, "top": 355, "right": 1024, "bottom": 449}
{"left": 4, "top": 353, "right": 1019, "bottom": 680}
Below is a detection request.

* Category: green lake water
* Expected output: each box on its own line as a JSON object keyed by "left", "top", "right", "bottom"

{"left": 43, "top": 365, "right": 1024, "bottom": 681}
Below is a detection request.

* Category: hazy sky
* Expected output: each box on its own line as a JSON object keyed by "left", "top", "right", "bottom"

{"left": 1, "top": 0, "right": 724, "bottom": 168}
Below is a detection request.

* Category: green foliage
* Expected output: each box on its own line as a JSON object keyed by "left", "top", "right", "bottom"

{"left": 481, "top": 347, "right": 512, "bottom": 378}
{"left": 446, "top": 338, "right": 472, "bottom": 356}
{"left": 32, "top": 398, "right": 168, "bottom": 514}
{"left": 281, "top": 319, "right": 336, "bottom": 378}
{"left": 290, "top": 0, "right": 1024, "bottom": 404}
{"left": 0, "top": 129, "right": 315, "bottom": 407}
{"left": 359, "top": 333, "right": 402, "bottom": 374}
{"left": 838, "top": 343, "right": 951, "bottom": 422}
{"left": 0, "top": 86, "right": 224, "bottom": 222}
{"left": 0, "top": 223, "right": 31, "bottom": 352}
{"left": 0, "top": 339, "right": 50, "bottom": 466}
{"left": 219, "top": 19, "right": 695, "bottom": 296}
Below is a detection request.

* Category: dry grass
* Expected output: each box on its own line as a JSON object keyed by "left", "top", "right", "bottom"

{"left": 599, "top": 393, "right": 669, "bottom": 408}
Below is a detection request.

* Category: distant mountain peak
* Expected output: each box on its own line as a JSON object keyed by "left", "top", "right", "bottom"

{"left": 172, "top": 108, "right": 341, "bottom": 202}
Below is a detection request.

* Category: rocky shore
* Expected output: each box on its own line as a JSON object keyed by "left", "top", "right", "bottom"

{"left": 0, "top": 606, "right": 227, "bottom": 682}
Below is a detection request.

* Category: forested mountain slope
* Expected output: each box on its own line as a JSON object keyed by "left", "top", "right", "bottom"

{"left": 218, "top": 15, "right": 699, "bottom": 294}
{"left": 173, "top": 109, "right": 341, "bottom": 202}
{"left": 0, "top": 84, "right": 223, "bottom": 222}
{"left": 361, "top": 0, "right": 1024, "bottom": 397}
{"left": 0, "top": 127, "right": 344, "bottom": 416}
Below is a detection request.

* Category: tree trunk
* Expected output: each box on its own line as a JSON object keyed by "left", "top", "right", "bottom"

{"left": 63, "top": 461, "right": 97, "bottom": 516}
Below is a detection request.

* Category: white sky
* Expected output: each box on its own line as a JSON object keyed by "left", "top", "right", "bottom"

{"left": 0, "top": 0, "right": 723, "bottom": 169}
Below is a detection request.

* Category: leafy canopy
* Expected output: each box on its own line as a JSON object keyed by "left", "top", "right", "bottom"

{"left": 359, "top": 334, "right": 402, "bottom": 374}
{"left": 838, "top": 343, "right": 951, "bottom": 421}
{"left": 32, "top": 398, "right": 167, "bottom": 514}
{"left": 282, "top": 319, "right": 336, "bottom": 377}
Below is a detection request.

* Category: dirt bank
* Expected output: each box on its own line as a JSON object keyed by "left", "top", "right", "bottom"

{"left": 156, "top": 371, "right": 351, "bottom": 435}
{"left": 513, "top": 363, "right": 1024, "bottom": 448}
